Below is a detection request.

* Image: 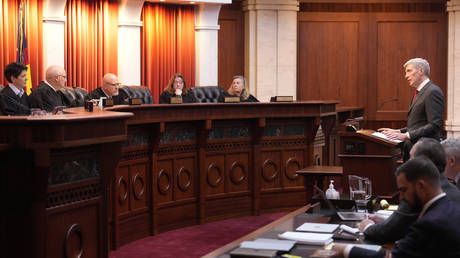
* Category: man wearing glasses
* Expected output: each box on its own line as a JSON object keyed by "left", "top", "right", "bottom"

{"left": 87, "top": 73, "right": 124, "bottom": 105}
{"left": 29, "top": 65, "right": 68, "bottom": 112}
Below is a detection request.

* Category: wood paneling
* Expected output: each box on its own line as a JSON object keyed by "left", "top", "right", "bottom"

{"left": 298, "top": 3, "right": 447, "bottom": 123}
{"left": 218, "top": 1, "right": 244, "bottom": 88}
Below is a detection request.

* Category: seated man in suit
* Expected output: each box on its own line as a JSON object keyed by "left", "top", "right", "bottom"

{"left": 29, "top": 65, "right": 68, "bottom": 112}
{"left": 360, "top": 137, "right": 460, "bottom": 243}
{"left": 441, "top": 138, "right": 460, "bottom": 189}
{"left": 0, "top": 62, "right": 30, "bottom": 115}
{"left": 333, "top": 157, "right": 460, "bottom": 258}
{"left": 87, "top": 73, "right": 125, "bottom": 105}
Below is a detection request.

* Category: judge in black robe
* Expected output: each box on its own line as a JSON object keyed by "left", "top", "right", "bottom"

{"left": 86, "top": 73, "right": 126, "bottom": 105}
{"left": 218, "top": 75, "right": 259, "bottom": 103}
{"left": 0, "top": 62, "right": 30, "bottom": 115}
{"left": 159, "top": 73, "right": 196, "bottom": 104}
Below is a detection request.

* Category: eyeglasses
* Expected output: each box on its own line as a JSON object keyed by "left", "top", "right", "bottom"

{"left": 59, "top": 75, "right": 67, "bottom": 79}
{"left": 108, "top": 83, "right": 121, "bottom": 87}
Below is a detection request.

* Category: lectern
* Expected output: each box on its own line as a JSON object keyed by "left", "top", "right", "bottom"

{"left": 338, "top": 130, "right": 401, "bottom": 196}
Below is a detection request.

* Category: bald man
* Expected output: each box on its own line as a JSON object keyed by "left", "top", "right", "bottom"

{"left": 86, "top": 73, "right": 125, "bottom": 105}
{"left": 29, "top": 65, "right": 68, "bottom": 112}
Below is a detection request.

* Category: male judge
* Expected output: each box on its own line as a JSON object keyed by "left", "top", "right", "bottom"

{"left": 360, "top": 138, "right": 460, "bottom": 243}
{"left": 441, "top": 138, "right": 460, "bottom": 189}
{"left": 0, "top": 62, "right": 30, "bottom": 115}
{"left": 332, "top": 157, "right": 460, "bottom": 258}
{"left": 86, "top": 73, "right": 125, "bottom": 105}
{"left": 379, "top": 58, "right": 444, "bottom": 161}
{"left": 29, "top": 65, "right": 68, "bottom": 112}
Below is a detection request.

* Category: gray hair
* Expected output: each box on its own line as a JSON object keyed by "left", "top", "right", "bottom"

{"left": 441, "top": 138, "right": 460, "bottom": 161}
{"left": 231, "top": 75, "right": 249, "bottom": 100}
{"left": 404, "top": 58, "right": 430, "bottom": 76}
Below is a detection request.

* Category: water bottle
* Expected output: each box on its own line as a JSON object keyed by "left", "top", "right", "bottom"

{"left": 325, "top": 180, "right": 340, "bottom": 199}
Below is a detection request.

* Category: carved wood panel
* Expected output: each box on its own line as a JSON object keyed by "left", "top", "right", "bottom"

{"left": 205, "top": 155, "right": 225, "bottom": 195}
{"left": 282, "top": 150, "right": 305, "bottom": 188}
{"left": 260, "top": 151, "right": 281, "bottom": 190}
{"left": 226, "top": 152, "right": 250, "bottom": 193}
{"left": 116, "top": 165, "right": 130, "bottom": 216}
{"left": 174, "top": 156, "right": 196, "bottom": 200}
{"left": 130, "top": 162, "right": 148, "bottom": 211}
{"left": 156, "top": 159, "right": 173, "bottom": 203}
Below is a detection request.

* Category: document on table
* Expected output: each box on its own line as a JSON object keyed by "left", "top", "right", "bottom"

{"left": 239, "top": 238, "right": 296, "bottom": 251}
{"left": 296, "top": 222, "right": 339, "bottom": 233}
{"left": 278, "top": 232, "right": 333, "bottom": 246}
{"left": 371, "top": 131, "right": 402, "bottom": 143}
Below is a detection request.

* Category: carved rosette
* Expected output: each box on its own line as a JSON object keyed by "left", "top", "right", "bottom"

{"left": 285, "top": 157, "right": 300, "bottom": 180}
{"left": 177, "top": 167, "right": 192, "bottom": 192}
{"left": 262, "top": 159, "right": 278, "bottom": 182}
{"left": 157, "top": 169, "right": 171, "bottom": 195}
{"left": 132, "top": 173, "right": 145, "bottom": 200}
{"left": 207, "top": 162, "right": 222, "bottom": 187}
{"left": 117, "top": 176, "right": 128, "bottom": 204}
{"left": 229, "top": 161, "right": 246, "bottom": 185}
{"left": 64, "top": 224, "right": 83, "bottom": 258}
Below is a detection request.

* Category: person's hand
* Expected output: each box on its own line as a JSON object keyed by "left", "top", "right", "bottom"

{"left": 175, "top": 89, "right": 182, "bottom": 96}
{"left": 367, "top": 214, "right": 388, "bottom": 224}
{"left": 378, "top": 128, "right": 398, "bottom": 133}
{"left": 358, "top": 219, "right": 375, "bottom": 232}
{"left": 380, "top": 130, "right": 408, "bottom": 141}
{"left": 331, "top": 243, "right": 348, "bottom": 258}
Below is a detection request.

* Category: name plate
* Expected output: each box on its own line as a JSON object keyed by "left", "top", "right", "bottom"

{"left": 129, "top": 98, "right": 142, "bottom": 105}
{"left": 224, "top": 96, "right": 240, "bottom": 103}
{"left": 271, "top": 96, "right": 293, "bottom": 102}
{"left": 170, "top": 97, "right": 183, "bottom": 104}
{"left": 103, "top": 98, "right": 114, "bottom": 107}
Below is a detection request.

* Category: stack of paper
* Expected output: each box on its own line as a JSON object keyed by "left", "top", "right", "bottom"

{"left": 278, "top": 232, "right": 333, "bottom": 246}
{"left": 239, "top": 238, "right": 296, "bottom": 251}
{"left": 296, "top": 222, "right": 339, "bottom": 233}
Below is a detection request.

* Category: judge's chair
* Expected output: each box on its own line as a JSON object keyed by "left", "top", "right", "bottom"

{"left": 191, "top": 86, "right": 224, "bottom": 103}
{"left": 119, "top": 85, "right": 154, "bottom": 104}
{"left": 59, "top": 86, "right": 88, "bottom": 107}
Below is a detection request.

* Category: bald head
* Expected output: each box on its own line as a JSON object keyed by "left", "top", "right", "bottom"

{"left": 102, "top": 73, "right": 120, "bottom": 97}
{"left": 45, "top": 65, "right": 66, "bottom": 90}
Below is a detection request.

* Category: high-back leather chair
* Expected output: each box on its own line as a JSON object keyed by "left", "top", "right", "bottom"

{"left": 59, "top": 86, "right": 88, "bottom": 107}
{"left": 191, "top": 86, "right": 224, "bottom": 103}
{"left": 119, "top": 86, "right": 154, "bottom": 104}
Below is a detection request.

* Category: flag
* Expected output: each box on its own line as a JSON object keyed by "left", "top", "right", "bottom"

{"left": 17, "top": 1, "right": 32, "bottom": 95}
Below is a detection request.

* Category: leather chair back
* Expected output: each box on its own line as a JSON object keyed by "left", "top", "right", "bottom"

{"left": 59, "top": 87, "right": 88, "bottom": 107}
{"left": 119, "top": 86, "right": 154, "bottom": 104}
{"left": 191, "top": 86, "right": 224, "bottom": 103}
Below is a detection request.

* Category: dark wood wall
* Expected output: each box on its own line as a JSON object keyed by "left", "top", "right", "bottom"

{"left": 298, "top": 0, "right": 447, "bottom": 127}
{"left": 218, "top": 1, "right": 244, "bottom": 89}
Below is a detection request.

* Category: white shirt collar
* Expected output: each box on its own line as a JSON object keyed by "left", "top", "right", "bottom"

{"left": 43, "top": 81, "right": 57, "bottom": 92}
{"left": 418, "top": 192, "right": 446, "bottom": 219}
{"left": 8, "top": 83, "right": 24, "bottom": 97}
{"left": 455, "top": 173, "right": 460, "bottom": 184}
{"left": 416, "top": 78, "right": 430, "bottom": 92}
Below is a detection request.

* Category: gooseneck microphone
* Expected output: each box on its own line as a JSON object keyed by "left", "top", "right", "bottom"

{"left": 377, "top": 98, "right": 398, "bottom": 111}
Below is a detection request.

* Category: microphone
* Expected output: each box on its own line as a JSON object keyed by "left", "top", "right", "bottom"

{"left": 377, "top": 97, "right": 398, "bottom": 111}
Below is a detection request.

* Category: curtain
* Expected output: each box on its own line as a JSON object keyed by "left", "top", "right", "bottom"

{"left": 65, "top": 0, "right": 118, "bottom": 92}
{"left": 141, "top": 3, "right": 195, "bottom": 102}
{"left": 0, "top": 0, "right": 43, "bottom": 88}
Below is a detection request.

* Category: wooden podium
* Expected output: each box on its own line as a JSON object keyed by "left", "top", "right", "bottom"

{"left": 338, "top": 129, "right": 401, "bottom": 196}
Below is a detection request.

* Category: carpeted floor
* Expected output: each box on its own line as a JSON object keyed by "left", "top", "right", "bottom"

{"left": 109, "top": 212, "right": 286, "bottom": 258}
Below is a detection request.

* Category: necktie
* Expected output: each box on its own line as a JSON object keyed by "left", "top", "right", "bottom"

{"left": 412, "top": 90, "right": 419, "bottom": 102}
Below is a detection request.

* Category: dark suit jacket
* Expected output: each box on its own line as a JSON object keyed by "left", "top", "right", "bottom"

{"left": 364, "top": 174, "right": 460, "bottom": 243}
{"left": 401, "top": 81, "right": 444, "bottom": 141}
{"left": 352, "top": 196, "right": 460, "bottom": 258}
{"left": 86, "top": 87, "right": 126, "bottom": 105}
{"left": 0, "top": 86, "right": 30, "bottom": 115}
{"left": 159, "top": 90, "right": 197, "bottom": 104}
{"left": 218, "top": 91, "right": 259, "bottom": 103}
{"left": 29, "top": 82, "right": 67, "bottom": 112}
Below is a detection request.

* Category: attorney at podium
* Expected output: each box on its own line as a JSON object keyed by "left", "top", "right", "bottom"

{"left": 378, "top": 58, "right": 444, "bottom": 161}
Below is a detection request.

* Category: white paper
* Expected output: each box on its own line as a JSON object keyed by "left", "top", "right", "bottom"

{"left": 278, "top": 232, "right": 333, "bottom": 246}
{"left": 371, "top": 132, "right": 402, "bottom": 143}
{"left": 296, "top": 222, "right": 340, "bottom": 233}
{"left": 239, "top": 238, "right": 296, "bottom": 251}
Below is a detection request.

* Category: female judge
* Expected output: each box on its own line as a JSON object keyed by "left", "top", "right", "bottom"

{"left": 159, "top": 73, "right": 196, "bottom": 104}
{"left": 219, "top": 75, "right": 258, "bottom": 102}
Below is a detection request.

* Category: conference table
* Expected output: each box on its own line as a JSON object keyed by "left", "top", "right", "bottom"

{"left": 0, "top": 101, "right": 338, "bottom": 257}
{"left": 202, "top": 203, "right": 375, "bottom": 258}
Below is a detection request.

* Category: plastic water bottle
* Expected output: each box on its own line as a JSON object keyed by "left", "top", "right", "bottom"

{"left": 325, "top": 180, "right": 340, "bottom": 199}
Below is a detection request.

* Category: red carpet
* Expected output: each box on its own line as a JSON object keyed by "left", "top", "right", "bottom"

{"left": 109, "top": 212, "right": 286, "bottom": 258}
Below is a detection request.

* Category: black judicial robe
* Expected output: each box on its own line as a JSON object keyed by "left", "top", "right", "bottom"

{"left": 159, "top": 90, "right": 197, "bottom": 104}
{"left": 29, "top": 82, "right": 67, "bottom": 112}
{"left": 0, "top": 86, "right": 30, "bottom": 115}
{"left": 86, "top": 87, "right": 126, "bottom": 105}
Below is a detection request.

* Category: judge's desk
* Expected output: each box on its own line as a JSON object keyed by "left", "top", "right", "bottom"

{"left": 203, "top": 203, "right": 391, "bottom": 258}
